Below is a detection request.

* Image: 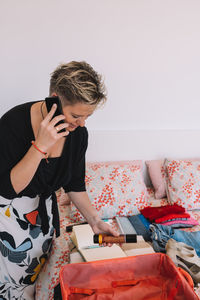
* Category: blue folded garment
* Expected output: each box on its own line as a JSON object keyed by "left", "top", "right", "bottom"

{"left": 128, "top": 214, "right": 151, "bottom": 241}
{"left": 150, "top": 223, "right": 200, "bottom": 256}
{"left": 163, "top": 223, "right": 193, "bottom": 229}
{"left": 138, "top": 214, "right": 151, "bottom": 229}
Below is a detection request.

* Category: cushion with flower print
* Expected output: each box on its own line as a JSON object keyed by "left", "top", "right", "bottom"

{"left": 69, "top": 161, "right": 147, "bottom": 223}
{"left": 164, "top": 159, "right": 200, "bottom": 210}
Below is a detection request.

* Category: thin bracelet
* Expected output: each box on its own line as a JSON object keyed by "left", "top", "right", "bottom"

{"left": 31, "top": 141, "right": 49, "bottom": 163}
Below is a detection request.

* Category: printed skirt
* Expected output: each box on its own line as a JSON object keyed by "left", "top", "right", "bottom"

{"left": 0, "top": 195, "right": 54, "bottom": 300}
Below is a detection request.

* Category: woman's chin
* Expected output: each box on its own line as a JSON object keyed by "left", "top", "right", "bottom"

{"left": 68, "top": 125, "right": 78, "bottom": 131}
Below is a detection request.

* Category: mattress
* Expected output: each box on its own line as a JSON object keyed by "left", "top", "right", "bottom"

{"left": 35, "top": 189, "right": 200, "bottom": 299}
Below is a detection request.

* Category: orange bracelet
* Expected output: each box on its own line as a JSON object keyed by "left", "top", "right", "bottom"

{"left": 31, "top": 141, "right": 49, "bottom": 163}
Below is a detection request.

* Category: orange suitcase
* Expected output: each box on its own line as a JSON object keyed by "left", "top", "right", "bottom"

{"left": 59, "top": 253, "right": 199, "bottom": 300}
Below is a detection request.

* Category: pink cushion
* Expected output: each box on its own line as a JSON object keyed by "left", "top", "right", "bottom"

{"left": 69, "top": 160, "right": 147, "bottom": 223}
{"left": 145, "top": 160, "right": 166, "bottom": 199}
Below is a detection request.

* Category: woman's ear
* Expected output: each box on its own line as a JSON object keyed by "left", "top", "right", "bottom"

{"left": 50, "top": 92, "right": 58, "bottom": 97}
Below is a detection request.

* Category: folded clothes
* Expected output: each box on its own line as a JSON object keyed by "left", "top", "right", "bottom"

{"left": 165, "top": 224, "right": 193, "bottom": 229}
{"left": 137, "top": 214, "right": 151, "bottom": 229}
{"left": 160, "top": 217, "right": 199, "bottom": 227}
{"left": 128, "top": 214, "right": 151, "bottom": 242}
{"left": 154, "top": 212, "right": 191, "bottom": 224}
{"left": 161, "top": 218, "right": 188, "bottom": 222}
{"left": 150, "top": 224, "right": 200, "bottom": 256}
{"left": 140, "top": 204, "right": 185, "bottom": 221}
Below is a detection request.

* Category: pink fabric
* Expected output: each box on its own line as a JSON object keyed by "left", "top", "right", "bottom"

{"left": 154, "top": 212, "right": 191, "bottom": 223}
{"left": 145, "top": 160, "right": 166, "bottom": 199}
{"left": 161, "top": 217, "right": 199, "bottom": 226}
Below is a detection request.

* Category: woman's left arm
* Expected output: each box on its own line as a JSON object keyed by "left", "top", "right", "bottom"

{"left": 68, "top": 191, "right": 119, "bottom": 236}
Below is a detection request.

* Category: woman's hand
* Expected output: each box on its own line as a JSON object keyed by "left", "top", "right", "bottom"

{"left": 68, "top": 192, "right": 119, "bottom": 247}
{"left": 91, "top": 219, "right": 119, "bottom": 247}
{"left": 35, "top": 104, "right": 69, "bottom": 152}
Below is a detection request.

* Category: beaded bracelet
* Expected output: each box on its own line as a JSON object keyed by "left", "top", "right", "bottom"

{"left": 31, "top": 141, "right": 49, "bottom": 163}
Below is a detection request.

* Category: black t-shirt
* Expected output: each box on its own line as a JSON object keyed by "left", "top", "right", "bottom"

{"left": 0, "top": 101, "right": 88, "bottom": 199}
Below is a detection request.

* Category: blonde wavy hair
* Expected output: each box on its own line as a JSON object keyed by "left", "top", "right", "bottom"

{"left": 50, "top": 61, "right": 107, "bottom": 106}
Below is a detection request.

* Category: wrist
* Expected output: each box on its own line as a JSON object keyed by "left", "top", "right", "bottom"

{"left": 31, "top": 141, "right": 49, "bottom": 163}
{"left": 87, "top": 215, "right": 101, "bottom": 227}
{"left": 34, "top": 140, "right": 48, "bottom": 153}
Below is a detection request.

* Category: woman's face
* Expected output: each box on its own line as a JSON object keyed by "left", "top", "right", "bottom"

{"left": 62, "top": 102, "right": 96, "bottom": 131}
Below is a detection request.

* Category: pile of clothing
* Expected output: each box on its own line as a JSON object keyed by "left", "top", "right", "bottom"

{"left": 129, "top": 204, "right": 200, "bottom": 286}
{"left": 140, "top": 203, "right": 198, "bottom": 228}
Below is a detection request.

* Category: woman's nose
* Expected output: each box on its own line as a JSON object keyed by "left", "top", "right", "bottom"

{"left": 77, "top": 118, "right": 85, "bottom": 127}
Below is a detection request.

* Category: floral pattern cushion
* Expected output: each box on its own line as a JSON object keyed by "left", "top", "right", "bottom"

{"left": 69, "top": 161, "right": 147, "bottom": 223}
{"left": 164, "top": 159, "right": 200, "bottom": 210}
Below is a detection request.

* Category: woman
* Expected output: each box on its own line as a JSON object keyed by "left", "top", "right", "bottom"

{"left": 0, "top": 61, "right": 118, "bottom": 299}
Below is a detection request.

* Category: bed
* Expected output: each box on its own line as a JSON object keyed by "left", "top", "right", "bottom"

{"left": 35, "top": 129, "right": 200, "bottom": 299}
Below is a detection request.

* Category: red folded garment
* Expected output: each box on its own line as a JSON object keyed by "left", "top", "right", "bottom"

{"left": 140, "top": 204, "right": 185, "bottom": 221}
{"left": 161, "top": 217, "right": 198, "bottom": 226}
{"left": 154, "top": 212, "right": 190, "bottom": 224}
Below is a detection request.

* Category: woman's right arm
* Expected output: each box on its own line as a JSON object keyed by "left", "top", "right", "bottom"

{"left": 10, "top": 143, "right": 46, "bottom": 194}
{"left": 10, "top": 104, "right": 69, "bottom": 194}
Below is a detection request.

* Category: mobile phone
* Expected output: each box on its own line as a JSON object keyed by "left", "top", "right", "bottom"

{"left": 45, "top": 96, "right": 66, "bottom": 132}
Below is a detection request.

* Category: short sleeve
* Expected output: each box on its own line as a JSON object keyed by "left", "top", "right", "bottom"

{"left": 0, "top": 111, "right": 28, "bottom": 199}
{"left": 63, "top": 128, "right": 88, "bottom": 193}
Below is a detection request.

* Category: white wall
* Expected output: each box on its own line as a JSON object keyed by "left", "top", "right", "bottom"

{"left": 86, "top": 129, "right": 200, "bottom": 185}
{"left": 86, "top": 130, "right": 200, "bottom": 161}
{"left": 1, "top": 0, "right": 200, "bottom": 132}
